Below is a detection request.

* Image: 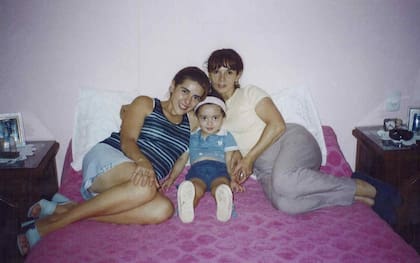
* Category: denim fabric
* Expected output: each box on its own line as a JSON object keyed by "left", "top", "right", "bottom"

{"left": 185, "top": 160, "right": 230, "bottom": 191}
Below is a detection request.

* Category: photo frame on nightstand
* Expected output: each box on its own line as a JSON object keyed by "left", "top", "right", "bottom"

{"left": 408, "top": 107, "right": 420, "bottom": 134}
{"left": 0, "top": 112, "right": 26, "bottom": 147}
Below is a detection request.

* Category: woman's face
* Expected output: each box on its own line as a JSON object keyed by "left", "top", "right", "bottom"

{"left": 209, "top": 66, "right": 241, "bottom": 99}
{"left": 170, "top": 79, "right": 205, "bottom": 114}
{"left": 197, "top": 104, "right": 224, "bottom": 135}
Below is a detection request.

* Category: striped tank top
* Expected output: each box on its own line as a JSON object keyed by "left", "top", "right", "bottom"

{"left": 101, "top": 98, "right": 190, "bottom": 181}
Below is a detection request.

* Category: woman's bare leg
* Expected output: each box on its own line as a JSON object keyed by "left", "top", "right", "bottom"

{"left": 29, "top": 162, "right": 137, "bottom": 218}
{"left": 93, "top": 192, "right": 174, "bottom": 224}
{"left": 33, "top": 161, "right": 167, "bottom": 237}
{"left": 35, "top": 180, "right": 157, "bottom": 237}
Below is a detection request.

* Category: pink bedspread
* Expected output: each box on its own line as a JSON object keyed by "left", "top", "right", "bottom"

{"left": 26, "top": 126, "right": 419, "bottom": 262}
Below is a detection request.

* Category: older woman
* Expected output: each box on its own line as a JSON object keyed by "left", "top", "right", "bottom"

{"left": 204, "top": 48, "right": 377, "bottom": 214}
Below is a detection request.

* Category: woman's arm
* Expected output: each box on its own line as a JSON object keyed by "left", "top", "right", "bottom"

{"left": 120, "top": 96, "right": 154, "bottom": 168}
{"left": 188, "top": 111, "right": 199, "bottom": 131}
{"left": 247, "top": 97, "right": 286, "bottom": 162}
{"left": 225, "top": 151, "right": 236, "bottom": 178}
{"left": 120, "top": 104, "right": 129, "bottom": 121}
{"left": 235, "top": 97, "right": 286, "bottom": 178}
{"left": 226, "top": 151, "right": 245, "bottom": 192}
{"left": 160, "top": 151, "right": 189, "bottom": 191}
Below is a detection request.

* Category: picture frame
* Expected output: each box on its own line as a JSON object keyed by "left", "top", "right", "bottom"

{"left": 383, "top": 118, "right": 402, "bottom": 131}
{"left": 408, "top": 107, "right": 420, "bottom": 133}
{"left": 383, "top": 118, "right": 396, "bottom": 131}
{"left": 0, "top": 112, "right": 26, "bottom": 147}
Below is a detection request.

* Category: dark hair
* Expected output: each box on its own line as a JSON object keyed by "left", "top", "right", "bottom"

{"left": 173, "top": 66, "right": 211, "bottom": 99}
{"left": 208, "top": 88, "right": 224, "bottom": 101}
{"left": 206, "top": 49, "right": 243, "bottom": 89}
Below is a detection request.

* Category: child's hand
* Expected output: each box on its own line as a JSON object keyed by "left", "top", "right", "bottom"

{"left": 230, "top": 180, "right": 245, "bottom": 193}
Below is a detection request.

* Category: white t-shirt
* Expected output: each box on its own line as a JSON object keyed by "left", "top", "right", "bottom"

{"left": 223, "top": 85, "right": 269, "bottom": 156}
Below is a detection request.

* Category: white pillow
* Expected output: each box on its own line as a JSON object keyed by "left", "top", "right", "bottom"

{"left": 71, "top": 88, "right": 138, "bottom": 171}
{"left": 71, "top": 87, "right": 327, "bottom": 171}
{"left": 269, "top": 86, "right": 327, "bottom": 165}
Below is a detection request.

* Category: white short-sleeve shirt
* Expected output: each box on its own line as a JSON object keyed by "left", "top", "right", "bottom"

{"left": 223, "top": 85, "right": 269, "bottom": 156}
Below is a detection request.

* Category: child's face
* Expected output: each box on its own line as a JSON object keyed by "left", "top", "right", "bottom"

{"left": 197, "top": 104, "right": 224, "bottom": 135}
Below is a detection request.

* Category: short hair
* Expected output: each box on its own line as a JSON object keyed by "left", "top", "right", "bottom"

{"left": 206, "top": 48, "right": 244, "bottom": 74}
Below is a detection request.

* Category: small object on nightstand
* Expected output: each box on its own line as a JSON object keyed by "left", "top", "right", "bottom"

{"left": 0, "top": 134, "right": 19, "bottom": 158}
{"left": 377, "top": 128, "right": 416, "bottom": 148}
{"left": 0, "top": 144, "right": 36, "bottom": 166}
{"left": 0, "top": 151, "right": 19, "bottom": 159}
{"left": 389, "top": 129, "right": 414, "bottom": 141}
{"left": 383, "top": 118, "right": 402, "bottom": 131}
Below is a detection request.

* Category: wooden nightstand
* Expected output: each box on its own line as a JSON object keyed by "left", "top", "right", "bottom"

{"left": 352, "top": 126, "right": 420, "bottom": 252}
{"left": 0, "top": 140, "right": 59, "bottom": 262}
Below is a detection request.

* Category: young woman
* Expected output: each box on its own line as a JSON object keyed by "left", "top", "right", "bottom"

{"left": 18, "top": 66, "right": 211, "bottom": 256}
{"left": 205, "top": 48, "right": 378, "bottom": 214}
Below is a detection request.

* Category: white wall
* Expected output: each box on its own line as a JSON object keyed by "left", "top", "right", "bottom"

{"left": 0, "top": 0, "right": 140, "bottom": 180}
{"left": 1, "top": 0, "right": 420, "bottom": 183}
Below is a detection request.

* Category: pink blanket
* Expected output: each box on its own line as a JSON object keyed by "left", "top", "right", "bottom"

{"left": 26, "top": 126, "right": 419, "bottom": 262}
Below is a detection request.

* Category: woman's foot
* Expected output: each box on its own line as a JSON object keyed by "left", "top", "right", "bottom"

{"left": 17, "top": 234, "right": 30, "bottom": 256}
{"left": 27, "top": 193, "right": 72, "bottom": 219}
{"left": 215, "top": 184, "right": 233, "bottom": 222}
{"left": 17, "top": 221, "right": 41, "bottom": 256}
{"left": 354, "top": 196, "right": 375, "bottom": 206}
{"left": 177, "top": 181, "right": 195, "bottom": 223}
{"left": 354, "top": 179, "right": 377, "bottom": 199}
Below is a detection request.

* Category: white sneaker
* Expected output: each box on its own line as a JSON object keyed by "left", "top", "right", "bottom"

{"left": 177, "top": 181, "right": 195, "bottom": 223}
{"left": 215, "top": 184, "right": 233, "bottom": 222}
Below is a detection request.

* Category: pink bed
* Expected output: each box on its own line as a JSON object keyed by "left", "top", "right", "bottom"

{"left": 26, "top": 126, "right": 419, "bottom": 262}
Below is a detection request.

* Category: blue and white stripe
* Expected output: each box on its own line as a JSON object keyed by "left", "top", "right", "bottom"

{"left": 102, "top": 98, "right": 190, "bottom": 181}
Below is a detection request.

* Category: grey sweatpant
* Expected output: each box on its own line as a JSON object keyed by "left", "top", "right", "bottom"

{"left": 254, "top": 123, "right": 356, "bottom": 214}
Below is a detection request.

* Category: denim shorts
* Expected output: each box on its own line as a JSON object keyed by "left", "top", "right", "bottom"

{"left": 185, "top": 160, "right": 230, "bottom": 191}
{"left": 81, "top": 143, "right": 131, "bottom": 200}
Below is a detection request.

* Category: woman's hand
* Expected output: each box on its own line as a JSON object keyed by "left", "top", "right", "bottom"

{"left": 130, "top": 161, "right": 159, "bottom": 189}
{"left": 229, "top": 150, "right": 242, "bottom": 172}
{"left": 233, "top": 156, "right": 254, "bottom": 184}
{"left": 160, "top": 152, "right": 189, "bottom": 192}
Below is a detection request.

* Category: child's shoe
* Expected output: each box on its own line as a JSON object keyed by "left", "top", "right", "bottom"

{"left": 177, "top": 181, "right": 195, "bottom": 223}
{"left": 215, "top": 184, "right": 233, "bottom": 222}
